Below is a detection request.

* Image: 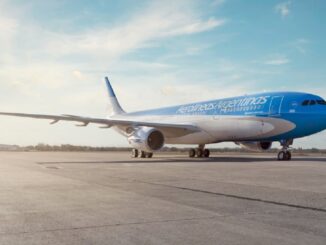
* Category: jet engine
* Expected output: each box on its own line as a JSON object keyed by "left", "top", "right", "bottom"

{"left": 237, "top": 141, "right": 272, "bottom": 152}
{"left": 127, "top": 127, "right": 164, "bottom": 152}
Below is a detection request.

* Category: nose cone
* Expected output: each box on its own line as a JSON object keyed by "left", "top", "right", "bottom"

{"left": 320, "top": 108, "right": 326, "bottom": 130}
{"left": 324, "top": 111, "right": 326, "bottom": 129}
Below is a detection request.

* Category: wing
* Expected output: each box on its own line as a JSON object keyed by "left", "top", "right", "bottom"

{"left": 0, "top": 112, "right": 200, "bottom": 137}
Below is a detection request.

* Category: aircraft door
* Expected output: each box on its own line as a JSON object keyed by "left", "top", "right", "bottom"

{"left": 269, "top": 96, "right": 283, "bottom": 116}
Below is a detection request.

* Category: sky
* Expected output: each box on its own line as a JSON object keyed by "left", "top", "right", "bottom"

{"left": 0, "top": 0, "right": 325, "bottom": 148}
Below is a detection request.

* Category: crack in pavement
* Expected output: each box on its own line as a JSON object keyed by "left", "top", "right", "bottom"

{"left": 146, "top": 182, "right": 326, "bottom": 213}
{"left": 34, "top": 165, "right": 326, "bottom": 214}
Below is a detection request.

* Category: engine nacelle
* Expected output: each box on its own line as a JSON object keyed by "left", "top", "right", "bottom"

{"left": 127, "top": 127, "right": 164, "bottom": 152}
{"left": 237, "top": 141, "right": 272, "bottom": 152}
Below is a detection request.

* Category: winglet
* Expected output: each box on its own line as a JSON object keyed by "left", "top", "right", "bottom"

{"left": 105, "top": 77, "right": 116, "bottom": 98}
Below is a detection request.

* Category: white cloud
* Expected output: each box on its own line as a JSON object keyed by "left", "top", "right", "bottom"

{"left": 264, "top": 55, "right": 290, "bottom": 65}
{"left": 292, "top": 38, "right": 310, "bottom": 54}
{"left": 212, "top": 0, "right": 226, "bottom": 6}
{"left": 0, "top": 1, "right": 226, "bottom": 91}
{"left": 0, "top": 16, "right": 17, "bottom": 33}
{"left": 275, "top": 1, "right": 291, "bottom": 17}
{"left": 42, "top": 4, "right": 225, "bottom": 60}
{"left": 0, "top": 1, "right": 226, "bottom": 85}
{"left": 0, "top": 8, "right": 18, "bottom": 63}
{"left": 72, "top": 70, "right": 84, "bottom": 80}
{"left": 163, "top": 18, "right": 225, "bottom": 36}
{"left": 117, "top": 78, "right": 248, "bottom": 112}
{"left": 158, "top": 83, "right": 246, "bottom": 104}
{"left": 0, "top": 1, "right": 229, "bottom": 146}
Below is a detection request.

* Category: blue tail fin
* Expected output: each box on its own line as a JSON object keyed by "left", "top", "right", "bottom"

{"left": 104, "top": 77, "right": 125, "bottom": 116}
{"left": 105, "top": 77, "right": 116, "bottom": 98}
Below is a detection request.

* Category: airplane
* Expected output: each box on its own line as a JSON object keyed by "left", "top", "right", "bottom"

{"left": 0, "top": 76, "right": 325, "bottom": 161}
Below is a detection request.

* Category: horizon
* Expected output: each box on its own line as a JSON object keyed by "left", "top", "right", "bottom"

{"left": 1, "top": 143, "right": 326, "bottom": 151}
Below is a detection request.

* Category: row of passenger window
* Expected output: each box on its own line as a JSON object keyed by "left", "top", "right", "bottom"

{"left": 302, "top": 100, "right": 326, "bottom": 106}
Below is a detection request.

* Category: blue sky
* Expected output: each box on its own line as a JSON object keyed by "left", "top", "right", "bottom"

{"left": 0, "top": 0, "right": 325, "bottom": 148}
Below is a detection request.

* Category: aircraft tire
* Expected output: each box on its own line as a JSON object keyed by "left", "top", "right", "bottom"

{"left": 203, "top": 149, "right": 210, "bottom": 158}
{"left": 131, "top": 149, "right": 138, "bottom": 158}
{"left": 145, "top": 152, "right": 153, "bottom": 158}
{"left": 278, "top": 151, "right": 285, "bottom": 161}
{"left": 196, "top": 148, "right": 204, "bottom": 158}
{"left": 285, "top": 151, "right": 292, "bottom": 161}
{"left": 278, "top": 150, "right": 292, "bottom": 161}
{"left": 189, "top": 149, "right": 196, "bottom": 158}
{"left": 139, "top": 150, "right": 146, "bottom": 158}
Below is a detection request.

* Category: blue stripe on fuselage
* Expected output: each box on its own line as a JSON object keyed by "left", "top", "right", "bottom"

{"left": 127, "top": 92, "right": 315, "bottom": 117}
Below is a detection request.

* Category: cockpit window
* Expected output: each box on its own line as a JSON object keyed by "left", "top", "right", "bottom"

{"left": 317, "top": 100, "right": 326, "bottom": 105}
{"left": 302, "top": 100, "right": 309, "bottom": 106}
{"left": 309, "top": 100, "right": 316, "bottom": 105}
{"left": 302, "top": 99, "right": 326, "bottom": 106}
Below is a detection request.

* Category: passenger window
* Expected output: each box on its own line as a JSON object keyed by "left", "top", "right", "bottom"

{"left": 317, "top": 100, "right": 326, "bottom": 105}
{"left": 302, "top": 100, "right": 309, "bottom": 106}
{"left": 309, "top": 100, "right": 316, "bottom": 105}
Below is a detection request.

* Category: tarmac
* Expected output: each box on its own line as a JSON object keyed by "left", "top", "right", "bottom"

{"left": 0, "top": 151, "right": 325, "bottom": 245}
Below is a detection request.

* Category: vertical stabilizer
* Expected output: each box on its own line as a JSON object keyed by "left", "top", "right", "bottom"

{"left": 105, "top": 77, "right": 125, "bottom": 116}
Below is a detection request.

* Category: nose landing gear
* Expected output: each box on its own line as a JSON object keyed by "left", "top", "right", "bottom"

{"left": 277, "top": 150, "right": 292, "bottom": 161}
{"left": 277, "top": 139, "right": 293, "bottom": 161}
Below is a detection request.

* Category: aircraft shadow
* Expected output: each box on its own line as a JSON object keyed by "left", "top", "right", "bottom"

{"left": 37, "top": 156, "right": 326, "bottom": 165}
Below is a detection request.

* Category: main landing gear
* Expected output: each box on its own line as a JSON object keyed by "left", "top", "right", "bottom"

{"left": 277, "top": 139, "right": 293, "bottom": 161}
{"left": 189, "top": 145, "right": 210, "bottom": 158}
{"left": 131, "top": 149, "right": 153, "bottom": 158}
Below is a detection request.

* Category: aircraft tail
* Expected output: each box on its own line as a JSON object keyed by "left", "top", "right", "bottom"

{"left": 105, "top": 77, "right": 125, "bottom": 116}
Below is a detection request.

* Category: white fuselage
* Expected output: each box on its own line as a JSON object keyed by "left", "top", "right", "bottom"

{"left": 113, "top": 114, "right": 295, "bottom": 145}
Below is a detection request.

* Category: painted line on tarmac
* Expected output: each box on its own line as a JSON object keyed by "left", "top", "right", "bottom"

{"left": 150, "top": 182, "right": 326, "bottom": 213}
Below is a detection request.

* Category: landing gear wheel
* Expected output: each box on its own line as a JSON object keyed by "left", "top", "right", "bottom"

{"left": 278, "top": 139, "right": 293, "bottom": 161}
{"left": 139, "top": 150, "right": 146, "bottom": 158}
{"left": 285, "top": 151, "right": 291, "bottom": 161}
{"left": 145, "top": 152, "right": 153, "bottom": 158}
{"left": 278, "top": 151, "right": 292, "bottom": 161}
{"left": 203, "top": 149, "right": 210, "bottom": 158}
{"left": 131, "top": 149, "right": 138, "bottom": 158}
{"left": 278, "top": 151, "right": 285, "bottom": 161}
{"left": 196, "top": 148, "right": 204, "bottom": 158}
{"left": 189, "top": 149, "right": 196, "bottom": 158}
